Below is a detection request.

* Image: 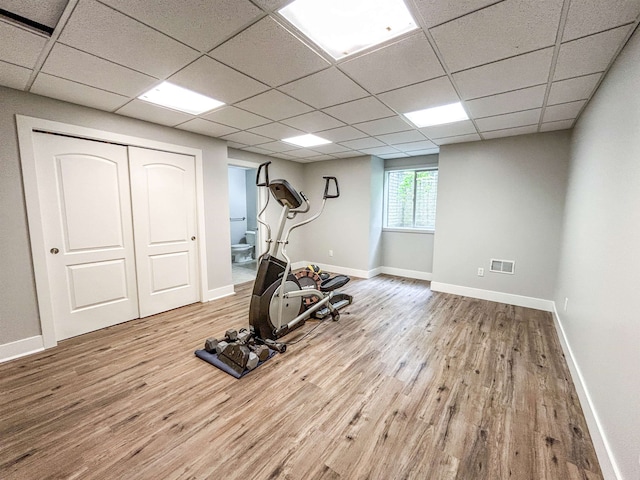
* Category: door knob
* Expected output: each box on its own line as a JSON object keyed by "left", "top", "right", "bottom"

{"left": 50, "top": 248, "right": 59, "bottom": 254}
{"left": 191, "top": 236, "right": 196, "bottom": 241}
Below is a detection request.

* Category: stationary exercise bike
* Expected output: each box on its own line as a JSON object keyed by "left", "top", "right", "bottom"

{"left": 249, "top": 162, "right": 352, "bottom": 352}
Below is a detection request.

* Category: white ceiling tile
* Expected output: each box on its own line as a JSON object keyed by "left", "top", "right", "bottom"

{"left": 359, "top": 146, "right": 403, "bottom": 156}
{"left": 0, "top": 20, "right": 47, "bottom": 68}
{"left": 547, "top": 73, "right": 602, "bottom": 105}
{"left": 419, "top": 119, "right": 477, "bottom": 138}
{"left": 242, "top": 146, "right": 275, "bottom": 155}
{"left": 227, "top": 141, "right": 248, "bottom": 149}
{"left": 313, "top": 126, "right": 367, "bottom": 142}
{"left": 279, "top": 67, "right": 368, "bottom": 108}
{"left": 353, "top": 116, "right": 412, "bottom": 136}
{"left": 430, "top": 0, "right": 563, "bottom": 72}
{"left": 378, "top": 76, "right": 459, "bottom": 113}
{"left": 259, "top": 141, "right": 299, "bottom": 153}
{"left": 32, "top": 73, "right": 128, "bottom": 111}
{"left": 540, "top": 119, "right": 574, "bottom": 132}
{"left": 322, "top": 96, "right": 395, "bottom": 124}
{"left": 305, "top": 154, "right": 336, "bottom": 161}
{"left": 339, "top": 33, "right": 444, "bottom": 93}
{"left": 379, "top": 152, "right": 410, "bottom": 159}
{"left": 210, "top": 17, "right": 330, "bottom": 87}
{"left": 176, "top": 118, "right": 238, "bottom": 137}
{"left": 269, "top": 151, "right": 296, "bottom": 160}
{"left": 0, "top": 0, "right": 68, "bottom": 28}
{"left": 221, "top": 130, "right": 272, "bottom": 145}
{"left": 453, "top": 48, "right": 553, "bottom": 99}
{"left": 202, "top": 106, "right": 270, "bottom": 129}
{"left": 285, "top": 148, "right": 323, "bottom": 158}
{"left": 405, "top": 148, "right": 440, "bottom": 155}
{"left": 116, "top": 99, "right": 194, "bottom": 125}
{"left": 168, "top": 56, "right": 268, "bottom": 104}
{"left": 234, "top": 90, "right": 313, "bottom": 121}
{"left": 393, "top": 140, "right": 438, "bottom": 152}
{"left": 482, "top": 125, "right": 538, "bottom": 139}
{"left": 543, "top": 100, "right": 586, "bottom": 122}
{"left": 375, "top": 130, "right": 427, "bottom": 145}
{"left": 100, "top": 0, "right": 262, "bottom": 51}
{"left": 0, "top": 60, "right": 31, "bottom": 89}
{"left": 465, "top": 85, "right": 547, "bottom": 118}
{"left": 248, "top": 122, "right": 305, "bottom": 140}
{"left": 563, "top": 0, "right": 640, "bottom": 42}
{"left": 412, "top": 0, "right": 499, "bottom": 28}
{"left": 433, "top": 133, "right": 482, "bottom": 145}
{"left": 281, "top": 111, "right": 345, "bottom": 132}
{"left": 476, "top": 109, "right": 541, "bottom": 132}
{"left": 340, "top": 137, "right": 385, "bottom": 150}
{"left": 331, "top": 151, "right": 363, "bottom": 159}
{"left": 42, "top": 43, "right": 157, "bottom": 97}
{"left": 308, "top": 143, "right": 351, "bottom": 154}
{"left": 58, "top": 0, "right": 199, "bottom": 78}
{"left": 252, "top": 0, "right": 291, "bottom": 11}
{"left": 553, "top": 26, "right": 631, "bottom": 81}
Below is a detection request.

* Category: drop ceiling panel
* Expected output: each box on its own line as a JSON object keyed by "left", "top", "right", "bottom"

{"left": 252, "top": 0, "right": 291, "bottom": 12}
{"left": 353, "top": 116, "right": 412, "bottom": 136}
{"left": 58, "top": 0, "right": 199, "bottom": 78}
{"left": 393, "top": 140, "right": 438, "bottom": 152}
{"left": 220, "top": 130, "right": 271, "bottom": 146}
{"left": 32, "top": 73, "right": 128, "bottom": 111}
{"left": 547, "top": 73, "right": 601, "bottom": 105}
{"left": 430, "top": 0, "right": 563, "bottom": 72}
{"left": 540, "top": 119, "right": 574, "bottom": 132}
{"left": 259, "top": 141, "right": 299, "bottom": 153}
{"left": 322, "top": 96, "right": 395, "bottom": 124}
{"left": 279, "top": 67, "right": 368, "bottom": 108}
{"left": 433, "top": 133, "right": 482, "bottom": 145}
{"left": 42, "top": 43, "right": 157, "bottom": 97}
{"left": 483, "top": 125, "right": 538, "bottom": 139}
{"left": 282, "top": 111, "right": 345, "bottom": 132}
{"left": 248, "top": 122, "right": 304, "bottom": 140}
{"left": 378, "top": 76, "right": 459, "bottom": 113}
{"left": 379, "top": 152, "right": 410, "bottom": 159}
{"left": 203, "top": 106, "right": 270, "bottom": 129}
{"left": 308, "top": 143, "right": 351, "bottom": 154}
{"left": 210, "top": 16, "right": 330, "bottom": 87}
{"left": 543, "top": 100, "right": 587, "bottom": 122}
{"left": 176, "top": 118, "right": 238, "bottom": 137}
{"left": 553, "top": 26, "right": 631, "bottom": 80}
{"left": 453, "top": 48, "right": 553, "bottom": 100}
{"left": 358, "top": 146, "right": 402, "bottom": 156}
{"left": 412, "top": 0, "right": 500, "bottom": 28}
{"left": 0, "top": 0, "right": 69, "bottom": 28}
{"left": 562, "top": 0, "right": 640, "bottom": 42}
{"left": 339, "top": 137, "right": 385, "bottom": 150}
{"left": 0, "top": 20, "right": 47, "bottom": 68}
{"left": 168, "top": 56, "right": 268, "bottom": 104}
{"left": 375, "top": 130, "right": 427, "bottom": 145}
{"left": 419, "top": 119, "right": 477, "bottom": 139}
{"left": 339, "top": 33, "right": 444, "bottom": 93}
{"left": 0, "top": 60, "right": 31, "bottom": 89}
{"left": 234, "top": 90, "right": 313, "bottom": 121}
{"left": 316, "top": 126, "right": 367, "bottom": 143}
{"left": 100, "top": 0, "right": 263, "bottom": 51}
{"left": 115, "top": 99, "right": 194, "bottom": 125}
{"left": 476, "top": 109, "right": 541, "bottom": 132}
{"left": 285, "top": 148, "right": 324, "bottom": 158}
{"left": 465, "top": 85, "right": 547, "bottom": 118}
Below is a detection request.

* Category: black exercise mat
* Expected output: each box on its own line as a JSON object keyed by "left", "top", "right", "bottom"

{"left": 194, "top": 348, "right": 277, "bottom": 378}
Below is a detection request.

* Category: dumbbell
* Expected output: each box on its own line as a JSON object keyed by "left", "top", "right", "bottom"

{"left": 204, "top": 337, "right": 219, "bottom": 353}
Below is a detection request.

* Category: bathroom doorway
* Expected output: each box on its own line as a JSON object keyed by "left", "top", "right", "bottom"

{"left": 228, "top": 165, "right": 259, "bottom": 285}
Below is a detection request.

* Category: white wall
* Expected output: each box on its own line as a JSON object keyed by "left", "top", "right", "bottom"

{"left": 432, "top": 132, "right": 570, "bottom": 307}
{"left": 554, "top": 27, "right": 640, "bottom": 480}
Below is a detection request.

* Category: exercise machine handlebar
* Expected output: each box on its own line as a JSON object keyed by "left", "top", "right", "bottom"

{"left": 323, "top": 176, "right": 340, "bottom": 199}
{"left": 256, "top": 161, "right": 271, "bottom": 187}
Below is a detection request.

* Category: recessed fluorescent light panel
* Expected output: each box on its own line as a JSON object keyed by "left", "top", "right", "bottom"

{"left": 282, "top": 134, "right": 332, "bottom": 147}
{"left": 138, "top": 81, "right": 224, "bottom": 115}
{"left": 279, "top": 0, "right": 418, "bottom": 59}
{"left": 404, "top": 102, "right": 469, "bottom": 128}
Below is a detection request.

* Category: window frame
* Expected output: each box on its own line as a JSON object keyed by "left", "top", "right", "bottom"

{"left": 383, "top": 166, "right": 438, "bottom": 234}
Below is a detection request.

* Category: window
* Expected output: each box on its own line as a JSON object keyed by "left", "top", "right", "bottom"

{"left": 384, "top": 168, "right": 438, "bottom": 231}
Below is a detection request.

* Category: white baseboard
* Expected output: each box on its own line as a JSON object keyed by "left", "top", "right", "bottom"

{"left": 0, "top": 335, "right": 44, "bottom": 363}
{"left": 379, "top": 267, "right": 432, "bottom": 281}
{"left": 207, "top": 285, "right": 235, "bottom": 302}
{"left": 552, "top": 306, "right": 620, "bottom": 480}
{"left": 430, "top": 282, "right": 554, "bottom": 311}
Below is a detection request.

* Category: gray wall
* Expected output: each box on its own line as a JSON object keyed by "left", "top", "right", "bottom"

{"left": 432, "top": 132, "right": 570, "bottom": 300}
{"left": 554, "top": 27, "right": 640, "bottom": 480}
{"left": 368, "top": 156, "right": 384, "bottom": 270}
{"left": 0, "top": 87, "right": 229, "bottom": 344}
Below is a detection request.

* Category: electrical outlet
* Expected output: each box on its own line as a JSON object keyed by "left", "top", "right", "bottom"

{"left": 477, "top": 267, "right": 484, "bottom": 276}
{"left": 564, "top": 297, "right": 569, "bottom": 312}
{"left": 329, "top": 249, "right": 333, "bottom": 257}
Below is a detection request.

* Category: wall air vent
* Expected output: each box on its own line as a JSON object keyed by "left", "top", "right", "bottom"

{"left": 490, "top": 259, "right": 515, "bottom": 274}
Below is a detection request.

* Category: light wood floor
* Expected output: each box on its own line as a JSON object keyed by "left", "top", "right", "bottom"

{"left": 0, "top": 275, "right": 602, "bottom": 479}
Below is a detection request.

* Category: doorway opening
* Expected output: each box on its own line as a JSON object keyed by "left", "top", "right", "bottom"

{"left": 228, "top": 165, "right": 259, "bottom": 285}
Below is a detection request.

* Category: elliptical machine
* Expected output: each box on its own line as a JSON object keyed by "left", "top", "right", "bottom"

{"left": 249, "top": 162, "right": 352, "bottom": 352}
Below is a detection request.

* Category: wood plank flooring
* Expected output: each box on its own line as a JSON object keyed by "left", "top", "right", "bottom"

{"left": 0, "top": 275, "right": 602, "bottom": 479}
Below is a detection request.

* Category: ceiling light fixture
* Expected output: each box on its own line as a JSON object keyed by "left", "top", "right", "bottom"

{"left": 282, "top": 134, "right": 332, "bottom": 147}
{"left": 138, "top": 81, "right": 225, "bottom": 115}
{"left": 279, "top": 0, "right": 418, "bottom": 60}
{"left": 404, "top": 102, "right": 469, "bottom": 128}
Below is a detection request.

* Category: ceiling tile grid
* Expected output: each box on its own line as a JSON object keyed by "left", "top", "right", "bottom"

{"left": 0, "top": 0, "right": 638, "bottom": 162}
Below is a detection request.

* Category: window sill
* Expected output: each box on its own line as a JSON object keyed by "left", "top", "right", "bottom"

{"left": 383, "top": 228, "right": 435, "bottom": 234}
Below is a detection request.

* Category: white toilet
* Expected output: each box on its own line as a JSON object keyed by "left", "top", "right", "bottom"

{"left": 231, "top": 231, "right": 256, "bottom": 264}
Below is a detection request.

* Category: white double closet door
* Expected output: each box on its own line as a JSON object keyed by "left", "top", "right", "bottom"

{"left": 33, "top": 133, "right": 199, "bottom": 341}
